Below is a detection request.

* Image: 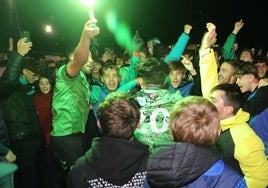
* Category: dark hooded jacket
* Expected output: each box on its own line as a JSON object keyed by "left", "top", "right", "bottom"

{"left": 67, "top": 136, "right": 149, "bottom": 188}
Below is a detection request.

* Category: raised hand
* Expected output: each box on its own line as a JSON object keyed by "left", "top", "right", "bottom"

{"left": 17, "top": 38, "right": 33, "bottom": 56}
{"left": 181, "top": 55, "right": 197, "bottom": 75}
{"left": 5, "top": 150, "right": 16, "bottom": 163}
{"left": 83, "top": 19, "right": 100, "bottom": 39}
{"left": 184, "top": 24, "right": 192, "bottom": 35}
{"left": 232, "top": 19, "right": 244, "bottom": 35}
{"left": 200, "top": 22, "right": 217, "bottom": 50}
{"left": 132, "top": 30, "right": 144, "bottom": 52}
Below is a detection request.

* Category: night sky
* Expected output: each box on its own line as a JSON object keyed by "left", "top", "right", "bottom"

{"left": 0, "top": 0, "right": 267, "bottom": 54}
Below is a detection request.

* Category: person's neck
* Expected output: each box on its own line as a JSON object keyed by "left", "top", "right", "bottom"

{"left": 250, "top": 81, "right": 259, "bottom": 92}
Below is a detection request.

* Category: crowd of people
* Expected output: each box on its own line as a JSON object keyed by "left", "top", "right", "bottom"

{"left": 0, "top": 16, "right": 268, "bottom": 188}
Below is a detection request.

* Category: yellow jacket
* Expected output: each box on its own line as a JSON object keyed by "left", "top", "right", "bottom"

{"left": 199, "top": 48, "right": 268, "bottom": 187}
{"left": 199, "top": 48, "right": 219, "bottom": 99}
{"left": 221, "top": 109, "right": 268, "bottom": 188}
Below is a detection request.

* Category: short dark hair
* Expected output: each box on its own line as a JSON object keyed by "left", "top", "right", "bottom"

{"left": 235, "top": 61, "right": 259, "bottom": 78}
{"left": 219, "top": 59, "right": 241, "bottom": 69}
{"left": 101, "top": 64, "right": 119, "bottom": 76}
{"left": 97, "top": 92, "right": 141, "bottom": 139}
{"left": 211, "top": 84, "right": 242, "bottom": 114}
{"left": 239, "top": 48, "right": 255, "bottom": 62}
{"left": 168, "top": 61, "right": 186, "bottom": 73}
{"left": 24, "top": 58, "right": 43, "bottom": 75}
{"left": 153, "top": 45, "right": 170, "bottom": 60}
{"left": 170, "top": 96, "right": 220, "bottom": 147}
{"left": 136, "top": 58, "right": 168, "bottom": 86}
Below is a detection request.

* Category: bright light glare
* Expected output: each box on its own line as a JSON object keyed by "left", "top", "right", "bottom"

{"left": 45, "top": 25, "right": 52, "bottom": 33}
{"left": 81, "top": 0, "right": 95, "bottom": 7}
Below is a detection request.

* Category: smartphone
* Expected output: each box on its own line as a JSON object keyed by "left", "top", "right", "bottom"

{"left": 20, "top": 31, "right": 31, "bottom": 43}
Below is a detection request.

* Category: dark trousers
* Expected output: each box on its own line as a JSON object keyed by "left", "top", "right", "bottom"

{"left": 11, "top": 138, "right": 46, "bottom": 188}
{"left": 48, "top": 133, "right": 88, "bottom": 188}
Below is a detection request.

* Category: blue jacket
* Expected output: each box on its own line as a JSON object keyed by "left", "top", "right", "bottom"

{"left": 144, "top": 143, "right": 247, "bottom": 188}
{"left": 249, "top": 108, "right": 268, "bottom": 156}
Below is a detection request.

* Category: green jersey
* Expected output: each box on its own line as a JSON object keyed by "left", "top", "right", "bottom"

{"left": 133, "top": 88, "right": 183, "bottom": 152}
{"left": 51, "top": 65, "right": 90, "bottom": 136}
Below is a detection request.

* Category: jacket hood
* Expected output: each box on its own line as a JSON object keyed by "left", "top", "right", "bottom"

{"left": 147, "top": 143, "right": 219, "bottom": 187}
{"left": 85, "top": 137, "right": 149, "bottom": 184}
{"left": 220, "top": 108, "right": 250, "bottom": 131}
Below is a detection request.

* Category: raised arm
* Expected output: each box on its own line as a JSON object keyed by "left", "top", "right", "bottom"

{"left": 67, "top": 19, "right": 100, "bottom": 77}
{"left": 1, "top": 38, "right": 32, "bottom": 84}
{"left": 222, "top": 19, "right": 244, "bottom": 60}
{"left": 199, "top": 23, "right": 219, "bottom": 99}
{"left": 164, "top": 24, "right": 192, "bottom": 62}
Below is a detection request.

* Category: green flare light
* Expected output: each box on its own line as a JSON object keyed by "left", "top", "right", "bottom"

{"left": 105, "top": 9, "right": 133, "bottom": 53}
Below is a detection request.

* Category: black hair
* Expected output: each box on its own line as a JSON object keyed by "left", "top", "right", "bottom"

{"left": 211, "top": 83, "right": 242, "bottom": 114}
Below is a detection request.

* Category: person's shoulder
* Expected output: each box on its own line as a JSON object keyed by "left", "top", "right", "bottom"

{"left": 90, "top": 84, "right": 101, "bottom": 91}
{"left": 230, "top": 122, "right": 264, "bottom": 151}
{"left": 257, "top": 85, "right": 268, "bottom": 92}
{"left": 55, "top": 64, "right": 66, "bottom": 77}
{"left": 231, "top": 122, "right": 257, "bottom": 136}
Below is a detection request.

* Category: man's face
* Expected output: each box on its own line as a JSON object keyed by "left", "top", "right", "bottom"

{"left": 82, "top": 56, "right": 94, "bottom": 75}
{"left": 115, "top": 58, "right": 124, "bottom": 67}
{"left": 92, "top": 62, "right": 102, "bottom": 74}
{"left": 236, "top": 74, "right": 252, "bottom": 93}
{"left": 255, "top": 62, "right": 268, "bottom": 78}
{"left": 22, "top": 68, "right": 39, "bottom": 84}
{"left": 240, "top": 51, "right": 253, "bottom": 63}
{"left": 169, "top": 70, "right": 185, "bottom": 88}
{"left": 209, "top": 89, "right": 227, "bottom": 120}
{"left": 218, "top": 62, "right": 236, "bottom": 84}
{"left": 102, "top": 68, "right": 120, "bottom": 91}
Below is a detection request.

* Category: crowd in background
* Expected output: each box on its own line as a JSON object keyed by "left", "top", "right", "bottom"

{"left": 0, "top": 18, "right": 268, "bottom": 188}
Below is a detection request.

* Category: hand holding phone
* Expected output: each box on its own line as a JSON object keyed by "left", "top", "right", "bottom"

{"left": 20, "top": 31, "right": 31, "bottom": 43}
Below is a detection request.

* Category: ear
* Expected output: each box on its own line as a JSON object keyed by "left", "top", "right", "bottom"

{"left": 230, "top": 75, "right": 237, "bottom": 84}
{"left": 101, "top": 77, "right": 104, "bottom": 83}
{"left": 248, "top": 74, "right": 256, "bottom": 81}
{"left": 97, "top": 120, "right": 101, "bottom": 128}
